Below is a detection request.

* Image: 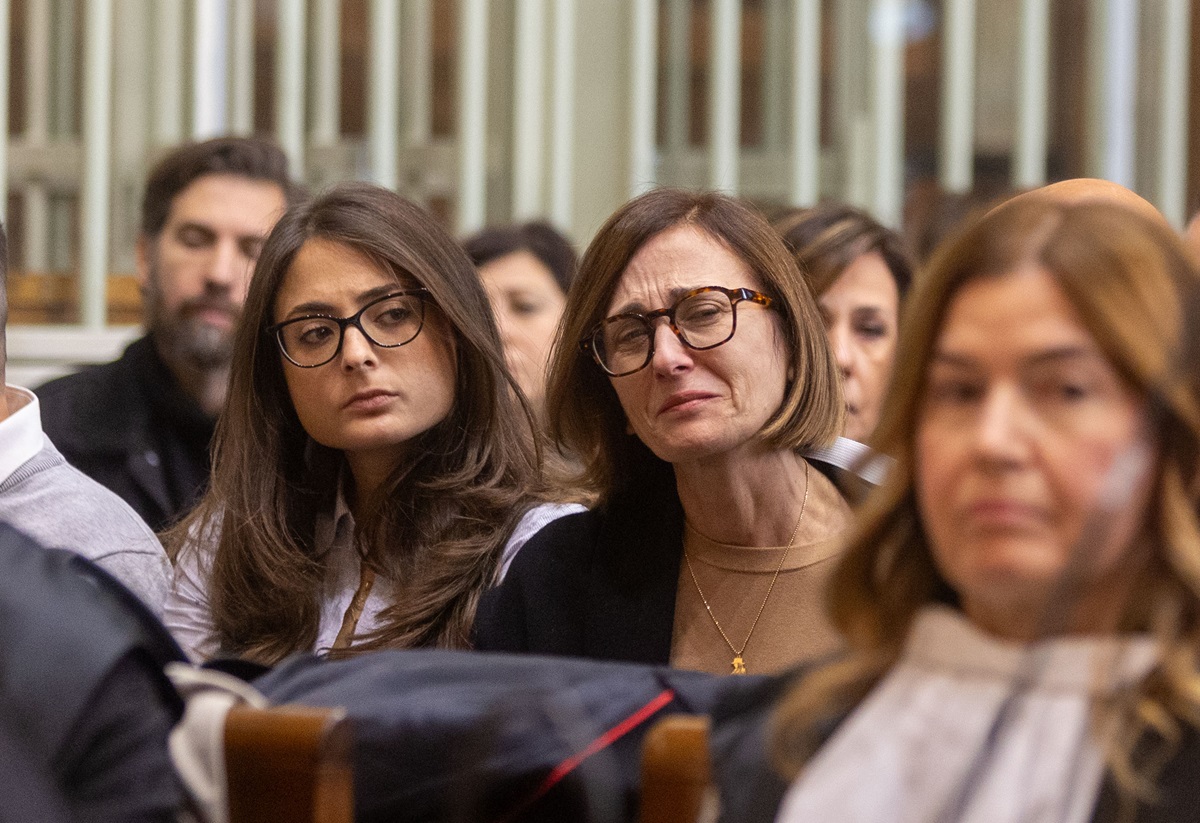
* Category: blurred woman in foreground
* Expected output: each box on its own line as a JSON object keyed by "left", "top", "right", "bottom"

{"left": 774, "top": 204, "right": 914, "bottom": 443}
{"left": 742, "top": 198, "right": 1200, "bottom": 821}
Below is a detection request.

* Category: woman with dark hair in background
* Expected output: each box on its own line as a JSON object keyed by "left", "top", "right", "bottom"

{"left": 727, "top": 198, "right": 1200, "bottom": 822}
{"left": 476, "top": 189, "right": 859, "bottom": 676}
{"left": 463, "top": 222, "right": 577, "bottom": 418}
{"left": 164, "top": 184, "right": 581, "bottom": 664}
{"left": 774, "top": 204, "right": 914, "bottom": 443}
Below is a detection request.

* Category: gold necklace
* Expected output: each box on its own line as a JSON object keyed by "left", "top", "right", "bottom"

{"left": 683, "top": 461, "right": 810, "bottom": 675}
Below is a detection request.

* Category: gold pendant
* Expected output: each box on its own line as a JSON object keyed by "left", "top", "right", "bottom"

{"left": 731, "top": 655, "right": 746, "bottom": 675}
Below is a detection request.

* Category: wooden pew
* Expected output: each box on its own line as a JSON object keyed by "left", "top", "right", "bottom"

{"left": 638, "top": 714, "right": 715, "bottom": 823}
{"left": 224, "top": 705, "right": 354, "bottom": 823}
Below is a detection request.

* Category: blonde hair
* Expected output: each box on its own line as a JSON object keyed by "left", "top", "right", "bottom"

{"left": 772, "top": 199, "right": 1200, "bottom": 808}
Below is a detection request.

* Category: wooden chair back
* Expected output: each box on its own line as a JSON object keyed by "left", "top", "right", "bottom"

{"left": 224, "top": 704, "right": 354, "bottom": 823}
{"left": 638, "top": 714, "right": 715, "bottom": 823}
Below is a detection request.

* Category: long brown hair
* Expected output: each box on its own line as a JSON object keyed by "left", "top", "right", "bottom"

{"left": 772, "top": 199, "right": 1200, "bottom": 805}
{"left": 546, "top": 187, "right": 843, "bottom": 502}
{"left": 170, "top": 183, "right": 547, "bottom": 663}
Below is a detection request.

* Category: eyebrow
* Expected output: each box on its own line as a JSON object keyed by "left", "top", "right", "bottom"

{"left": 929, "top": 344, "right": 1102, "bottom": 370}
{"left": 174, "top": 220, "right": 278, "bottom": 249}
{"left": 282, "top": 284, "right": 402, "bottom": 319}
{"left": 610, "top": 285, "right": 699, "bottom": 316}
{"left": 174, "top": 221, "right": 216, "bottom": 237}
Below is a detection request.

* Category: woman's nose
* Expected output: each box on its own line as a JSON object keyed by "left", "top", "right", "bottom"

{"left": 340, "top": 324, "right": 378, "bottom": 370}
{"left": 648, "top": 321, "right": 693, "bottom": 375}
{"left": 971, "top": 386, "right": 1030, "bottom": 466}
{"left": 828, "top": 326, "right": 855, "bottom": 376}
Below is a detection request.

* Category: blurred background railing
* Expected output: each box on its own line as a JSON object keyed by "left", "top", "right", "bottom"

{"left": 4, "top": 0, "right": 1199, "bottom": 385}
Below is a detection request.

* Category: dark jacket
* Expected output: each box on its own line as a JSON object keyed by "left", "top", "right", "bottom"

{"left": 709, "top": 665, "right": 1200, "bottom": 823}
{"left": 474, "top": 455, "right": 866, "bottom": 665}
{"left": 37, "top": 335, "right": 215, "bottom": 531}
{"left": 256, "top": 648, "right": 733, "bottom": 823}
{"left": 474, "top": 486, "right": 685, "bottom": 664}
{"left": 0, "top": 522, "right": 185, "bottom": 821}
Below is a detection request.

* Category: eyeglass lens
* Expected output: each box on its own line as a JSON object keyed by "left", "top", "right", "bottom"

{"left": 277, "top": 293, "right": 425, "bottom": 367}
{"left": 594, "top": 289, "right": 737, "bottom": 375}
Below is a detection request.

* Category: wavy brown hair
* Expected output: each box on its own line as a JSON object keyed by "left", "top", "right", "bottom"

{"left": 771, "top": 199, "right": 1200, "bottom": 808}
{"left": 546, "top": 187, "right": 843, "bottom": 502}
{"left": 169, "top": 183, "right": 548, "bottom": 664}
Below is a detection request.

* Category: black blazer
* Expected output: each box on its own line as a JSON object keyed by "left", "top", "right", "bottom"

{"left": 474, "top": 456, "right": 863, "bottom": 665}
{"left": 475, "top": 478, "right": 686, "bottom": 664}
{"left": 0, "top": 523, "right": 185, "bottom": 820}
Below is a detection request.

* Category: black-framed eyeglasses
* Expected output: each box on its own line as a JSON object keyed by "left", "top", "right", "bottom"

{"left": 580, "top": 286, "right": 774, "bottom": 377}
{"left": 267, "top": 289, "right": 431, "bottom": 368}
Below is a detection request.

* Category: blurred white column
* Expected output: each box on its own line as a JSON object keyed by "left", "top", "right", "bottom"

{"left": 0, "top": 0, "right": 9, "bottom": 221}
{"left": 664, "top": 0, "right": 690, "bottom": 151}
{"left": 1093, "top": 0, "right": 1138, "bottom": 187}
{"left": 548, "top": 0, "right": 576, "bottom": 228}
{"left": 404, "top": 0, "right": 432, "bottom": 146}
{"left": 152, "top": 0, "right": 185, "bottom": 145}
{"left": 368, "top": 0, "right": 400, "bottom": 189}
{"left": 81, "top": 0, "right": 113, "bottom": 328}
{"left": 113, "top": 0, "right": 152, "bottom": 272}
{"left": 939, "top": 0, "right": 975, "bottom": 193}
{"left": 192, "top": 0, "right": 229, "bottom": 138}
{"left": 762, "top": 0, "right": 788, "bottom": 151}
{"left": 871, "top": 0, "right": 905, "bottom": 228}
{"left": 1157, "top": 0, "right": 1191, "bottom": 226}
{"left": 837, "top": 0, "right": 871, "bottom": 208}
{"left": 709, "top": 0, "right": 741, "bottom": 192}
{"left": 24, "top": 0, "right": 52, "bottom": 269}
{"left": 229, "top": 0, "right": 255, "bottom": 135}
{"left": 629, "top": 0, "right": 657, "bottom": 196}
{"left": 457, "top": 0, "right": 488, "bottom": 233}
{"left": 512, "top": 0, "right": 547, "bottom": 218}
{"left": 790, "top": 0, "right": 821, "bottom": 206}
{"left": 1013, "top": 0, "right": 1050, "bottom": 188}
{"left": 275, "top": 0, "right": 307, "bottom": 174}
{"left": 310, "top": 0, "right": 340, "bottom": 147}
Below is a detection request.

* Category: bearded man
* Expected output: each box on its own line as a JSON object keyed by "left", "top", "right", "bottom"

{"left": 39, "top": 138, "right": 303, "bottom": 531}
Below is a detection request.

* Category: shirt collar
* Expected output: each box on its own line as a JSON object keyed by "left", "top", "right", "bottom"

{"left": 904, "top": 605, "right": 1158, "bottom": 694}
{"left": 0, "top": 386, "right": 47, "bottom": 484}
{"left": 313, "top": 463, "right": 356, "bottom": 557}
{"left": 805, "top": 436, "right": 893, "bottom": 486}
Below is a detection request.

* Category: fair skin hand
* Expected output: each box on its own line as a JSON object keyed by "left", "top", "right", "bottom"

{"left": 606, "top": 225, "right": 846, "bottom": 547}
{"left": 819, "top": 251, "right": 900, "bottom": 443}
{"left": 479, "top": 250, "right": 567, "bottom": 413}
{"left": 915, "top": 266, "right": 1154, "bottom": 641}
{"left": 137, "top": 173, "right": 288, "bottom": 416}
{"left": 274, "top": 238, "right": 457, "bottom": 514}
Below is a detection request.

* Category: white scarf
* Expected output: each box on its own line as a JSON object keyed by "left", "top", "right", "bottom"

{"left": 776, "top": 606, "right": 1156, "bottom": 823}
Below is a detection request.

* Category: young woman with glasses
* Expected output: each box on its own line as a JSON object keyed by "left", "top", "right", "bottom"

{"left": 475, "top": 188, "right": 858, "bottom": 676}
{"left": 163, "top": 183, "right": 582, "bottom": 663}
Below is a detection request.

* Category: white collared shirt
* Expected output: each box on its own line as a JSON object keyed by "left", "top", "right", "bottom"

{"left": 165, "top": 491, "right": 583, "bottom": 661}
{"left": 776, "top": 607, "right": 1157, "bottom": 823}
{"left": 0, "top": 386, "right": 49, "bottom": 483}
